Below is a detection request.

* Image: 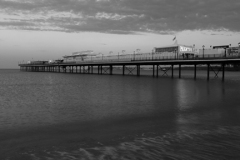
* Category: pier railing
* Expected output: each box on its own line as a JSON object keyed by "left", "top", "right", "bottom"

{"left": 19, "top": 52, "right": 240, "bottom": 65}
{"left": 61, "top": 52, "right": 240, "bottom": 64}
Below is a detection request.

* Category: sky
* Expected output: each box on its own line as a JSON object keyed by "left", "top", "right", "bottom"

{"left": 0, "top": 0, "right": 240, "bottom": 68}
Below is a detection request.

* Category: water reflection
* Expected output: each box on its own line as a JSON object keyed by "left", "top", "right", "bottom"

{"left": 175, "top": 79, "right": 240, "bottom": 128}
{"left": 175, "top": 79, "right": 200, "bottom": 111}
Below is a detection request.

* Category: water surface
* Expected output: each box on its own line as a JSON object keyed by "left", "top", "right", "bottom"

{"left": 0, "top": 69, "right": 240, "bottom": 159}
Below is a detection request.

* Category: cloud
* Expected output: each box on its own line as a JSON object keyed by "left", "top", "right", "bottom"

{"left": 0, "top": 0, "right": 239, "bottom": 34}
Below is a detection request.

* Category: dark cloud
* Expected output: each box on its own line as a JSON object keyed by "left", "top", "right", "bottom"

{"left": 0, "top": 0, "right": 239, "bottom": 34}
{"left": 0, "top": 21, "right": 34, "bottom": 27}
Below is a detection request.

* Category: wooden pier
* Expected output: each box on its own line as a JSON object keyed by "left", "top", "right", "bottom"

{"left": 19, "top": 59, "right": 240, "bottom": 81}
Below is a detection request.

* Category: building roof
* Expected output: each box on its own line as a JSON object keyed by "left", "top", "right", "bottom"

{"left": 155, "top": 41, "right": 193, "bottom": 49}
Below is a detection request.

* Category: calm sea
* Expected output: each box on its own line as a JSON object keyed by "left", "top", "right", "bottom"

{"left": 1, "top": 69, "right": 240, "bottom": 159}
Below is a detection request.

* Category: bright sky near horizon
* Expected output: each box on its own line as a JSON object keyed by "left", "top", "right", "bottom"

{"left": 0, "top": 0, "right": 240, "bottom": 68}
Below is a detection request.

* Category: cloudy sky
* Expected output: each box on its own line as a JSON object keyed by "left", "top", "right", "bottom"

{"left": 0, "top": 0, "right": 240, "bottom": 68}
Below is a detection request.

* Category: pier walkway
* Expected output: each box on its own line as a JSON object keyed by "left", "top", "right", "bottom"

{"left": 19, "top": 58, "right": 240, "bottom": 81}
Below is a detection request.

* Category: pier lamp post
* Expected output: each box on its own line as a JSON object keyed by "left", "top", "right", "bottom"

{"left": 136, "top": 49, "right": 140, "bottom": 60}
{"left": 109, "top": 51, "right": 113, "bottom": 61}
{"left": 122, "top": 50, "right": 125, "bottom": 56}
{"left": 224, "top": 47, "right": 227, "bottom": 58}
{"left": 238, "top": 43, "right": 240, "bottom": 55}
{"left": 152, "top": 49, "right": 154, "bottom": 60}
{"left": 175, "top": 49, "right": 177, "bottom": 59}
{"left": 122, "top": 50, "right": 125, "bottom": 60}
{"left": 193, "top": 44, "right": 195, "bottom": 58}
{"left": 202, "top": 45, "right": 205, "bottom": 58}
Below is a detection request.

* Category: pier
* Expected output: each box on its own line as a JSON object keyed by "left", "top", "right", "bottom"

{"left": 19, "top": 58, "right": 240, "bottom": 81}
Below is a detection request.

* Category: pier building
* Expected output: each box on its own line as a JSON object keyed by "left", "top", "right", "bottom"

{"left": 154, "top": 44, "right": 195, "bottom": 59}
{"left": 199, "top": 45, "right": 240, "bottom": 58}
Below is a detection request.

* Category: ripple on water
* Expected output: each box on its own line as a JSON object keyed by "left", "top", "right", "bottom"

{"left": 10, "top": 126, "right": 240, "bottom": 160}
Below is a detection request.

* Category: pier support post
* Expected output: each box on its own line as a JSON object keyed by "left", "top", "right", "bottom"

{"left": 88, "top": 66, "right": 90, "bottom": 74}
{"left": 137, "top": 65, "right": 140, "bottom": 76}
{"left": 83, "top": 66, "right": 86, "bottom": 74}
{"left": 137, "top": 65, "right": 139, "bottom": 76}
{"left": 222, "top": 63, "right": 225, "bottom": 82}
{"left": 153, "top": 65, "right": 155, "bottom": 77}
{"left": 123, "top": 65, "right": 125, "bottom": 75}
{"left": 207, "top": 64, "right": 210, "bottom": 81}
{"left": 194, "top": 64, "right": 197, "bottom": 80}
{"left": 156, "top": 65, "right": 159, "bottom": 77}
{"left": 139, "top": 65, "right": 141, "bottom": 76}
{"left": 101, "top": 65, "right": 103, "bottom": 74}
{"left": 110, "top": 65, "right": 113, "bottom": 75}
{"left": 179, "top": 64, "right": 181, "bottom": 78}
{"left": 172, "top": 64, "right": 174, "bottom": 78}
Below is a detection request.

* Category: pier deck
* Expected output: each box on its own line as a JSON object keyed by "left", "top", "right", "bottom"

{"left": 19, "top": 58, "right": 240, "bottom": 81}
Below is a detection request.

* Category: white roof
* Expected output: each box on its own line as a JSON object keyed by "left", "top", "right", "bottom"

{"left": 155, "top": 40, "right": 193, "bottom": 49}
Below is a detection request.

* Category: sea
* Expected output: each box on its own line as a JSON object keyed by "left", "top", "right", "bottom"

{"left": 0, "top": 69, "right": 240, "bottom": 160}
